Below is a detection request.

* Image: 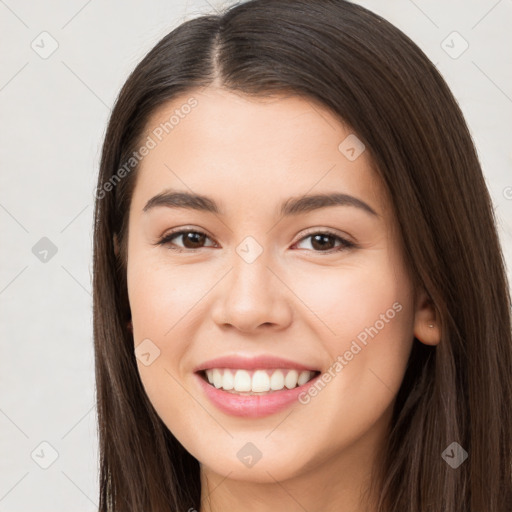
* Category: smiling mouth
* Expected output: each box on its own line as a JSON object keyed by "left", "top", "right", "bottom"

{"left": 198, "top": 368, "right": 321, "bottom": 395}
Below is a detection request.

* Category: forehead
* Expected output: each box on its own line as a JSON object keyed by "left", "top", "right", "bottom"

{"left": 130, "top": 87, "right": 389, "bottom": 219}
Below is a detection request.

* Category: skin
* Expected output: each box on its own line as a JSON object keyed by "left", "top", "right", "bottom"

{"left": 123, "top": 86, "right": 440, "bottom": 512}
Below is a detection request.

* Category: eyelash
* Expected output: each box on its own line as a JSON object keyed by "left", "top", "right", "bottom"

{"left": 155, "top": 228, "right": 356, "bottom": 254}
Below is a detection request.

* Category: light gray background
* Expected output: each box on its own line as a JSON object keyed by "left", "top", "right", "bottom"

{"left": 1, "top": 0, "right": 511, "bottom": 510}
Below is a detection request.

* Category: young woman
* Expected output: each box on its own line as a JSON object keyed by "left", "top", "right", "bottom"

{"left": 92, "top": 0, "right": 512, "bottom": 510}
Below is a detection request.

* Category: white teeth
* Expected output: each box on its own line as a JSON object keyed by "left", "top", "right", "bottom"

{"left": 270, "top": 370, "right": 285, "bottom": 390}
{"left": 202, "top": 368, "right": 316, "bottom": 393}
{"left": 233, "top": 369, "right": 252, "bottom": 391}
{"left": 284, "top": 369, "right": 299, "bottom": 389}
{"left": 223, "top": 369, "right": 234, "bottom": 390}
{"left": 297, "top": 370, "right": 311, "bottom": 386}
{"left": 251, "top": 370, "right": 270, "bottom": 392}
{"left": 213, "top": 368, "right": 223, "bottom": 388}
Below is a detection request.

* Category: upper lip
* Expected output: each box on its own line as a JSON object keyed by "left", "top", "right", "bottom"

{"left": 193, "top": 354, "right": 321, "bottom": 373}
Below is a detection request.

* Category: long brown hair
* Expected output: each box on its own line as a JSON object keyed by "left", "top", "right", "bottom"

{"left": 92, "top": 0, "right": 512, "bottom": 510}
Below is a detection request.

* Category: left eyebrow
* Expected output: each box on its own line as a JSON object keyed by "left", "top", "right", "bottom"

{"left": 280, "top": 192, "right": 378, "bottom": 217}
{"left": 142, "top": 189, "right": 379, "bottom": 218}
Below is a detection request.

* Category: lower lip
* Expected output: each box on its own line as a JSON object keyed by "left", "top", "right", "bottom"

{"left": 194, "top": 372, "right": 320, "bottom": 418}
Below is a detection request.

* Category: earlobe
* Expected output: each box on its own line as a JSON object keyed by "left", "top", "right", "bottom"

{"left": 413, "top": 288, "right": 441, "bottom": 346}
{"left": 415, "top": 321, "right": 440, "bottom": 346}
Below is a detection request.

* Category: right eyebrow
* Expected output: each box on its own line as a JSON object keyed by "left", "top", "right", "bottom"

{"left": 143, "top": 190, "right": 220, "bottom": 214}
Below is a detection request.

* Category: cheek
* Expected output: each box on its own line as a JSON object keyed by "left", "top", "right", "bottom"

{"left": 127, "top": 260, "right": 206, "bottom": 437}
{"left": 289, "top": 258, "right": 415, "bottom": 399}
{"left": 288, "top": 259, "right": 412, "bottom": 342}
{"left": 127, "top": 258, "right": 190, "bottom": 386}
{"left": 127, "top": 256, "right": 208, "bottom": 341}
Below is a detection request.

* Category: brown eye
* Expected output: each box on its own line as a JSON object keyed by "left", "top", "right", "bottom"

{"left": 157, "top": 230, "right": 216, "bottom": 251}
{"left": 294, "top": 231, "right": 355, "bottom": 253}
{"left": 310, "top": 233, "right": 337, "bottom": 251}
{"left": 179, "top": 231, "right": 207, "bottom": 249}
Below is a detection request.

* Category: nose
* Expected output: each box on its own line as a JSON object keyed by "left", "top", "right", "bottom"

{"left": 211, "top": 253, "right": 293, "bottom": 333}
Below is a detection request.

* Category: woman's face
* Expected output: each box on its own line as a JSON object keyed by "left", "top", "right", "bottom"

{"left": 125, "top": 87, "right": 434, "bottom": 483}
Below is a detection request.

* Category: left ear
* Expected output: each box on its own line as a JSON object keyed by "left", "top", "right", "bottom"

{"left": 413, "top": 288, "right": 440, "bottom": 346}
